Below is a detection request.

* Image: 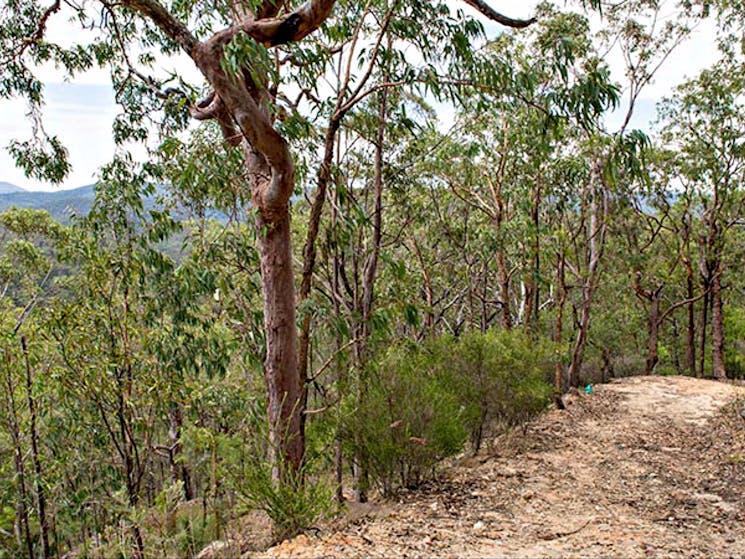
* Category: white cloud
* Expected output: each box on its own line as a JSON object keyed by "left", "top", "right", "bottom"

{"left": 0, "top": 0, "right": 724, "bottom": 191}
{"left": 0, "top": 83, "right": 118, "bottom": 191}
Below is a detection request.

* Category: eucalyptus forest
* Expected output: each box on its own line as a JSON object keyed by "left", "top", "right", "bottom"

{"left": 1, "top": 0, "right": 745, "bottom": 557}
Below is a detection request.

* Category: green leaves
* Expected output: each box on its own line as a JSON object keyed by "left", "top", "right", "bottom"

{"left": 603, "top": 129, "right": 651, "bottom": 187}
{"left": 222, "top": 31, "right": 278, "bottom": 90}
{"left": 8, "top": 136, "right": 71, "bottom": 184}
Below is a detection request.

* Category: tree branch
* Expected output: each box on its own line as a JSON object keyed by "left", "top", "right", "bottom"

{"left": 189, "top": 91, "right": 242, "bottom": 145}
{"left": 29, "top": 0, "right": 62, "bottom": 46}
{"left": 209, "top": 0, "right": 338, "bottom": 49}
{"left": 459, "top": 0, "right": 536, "bottom": 28}
{"left": 118, "top": 0, "right": 199, "bottom": 54}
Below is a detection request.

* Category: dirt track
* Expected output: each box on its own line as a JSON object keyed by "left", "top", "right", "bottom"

{"left": 262, "top": 376, "right": 745, "bottom": 558}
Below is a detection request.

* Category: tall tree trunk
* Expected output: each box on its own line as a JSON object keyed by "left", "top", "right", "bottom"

{"left": 411, "top": 236, "right": 435, "bottom": 335}
{"left": 567, "top": 174, "right": 605, "bottom": 387}
{"left": 361, "top": 90, "right": 386, "bottom": 336}
{"left": 257, "top": 205, "right": 303, "bottom": 478}
{"left": 554, "top": 252, "right": 566, "bottom": 408}
{"left": 711, "top": 264, "right": 726, "bottom": 380}
{"left": 298, "top": 118, "right": 341, "bottom": 452}
{"left": 22, "top": 337, "right": 50, "bottom": 559}
{"left": 488, "top": 116, "right": 512, "bottom": 330}
{"left": 168, "top": 403, "right": 192, "bottom": 500}
{"left": 353, "top": 86, "right": 388, "bottom": 502}
{"left": 645, "top": 291, "right": 661, "bottom": 375}
{"left": 699, "top": 278, "right": 710, "bottom": 378}
{"left": 525, "top": 180, "right": 542, "bottom": 333}
{"left": 195, "top": 20, "right": 307, "bottom": 482}
{"left": 496, "top": 244, "right": 512, "bottom": 330}
{"left": 685, "top": 266, "right": 697, "bottom": 377}
{"left": 117, "top": 372, "right": 144, "bottom": 559}
{"left": 568, "top": 292, "right": 592, "bottom": 387}
{"left": 331, "top": 201, "right": 346, "bottom": 504}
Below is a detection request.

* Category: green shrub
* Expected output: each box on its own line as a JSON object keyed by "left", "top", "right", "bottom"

{"left": 140, "top": 482, "right": 221, "bottom": 559}
{"left": 342, "top": 341, "right": 470, "bottom": 495}
{"left": 219, "top": 405, "right": 334, "bottom": 543}
{"left": 443, "top": 329, "right": 553, "bottom": 451}
{"left": 233, "top": 459, "right": 333, "bottom": 543}
{"left": 343, "top": 329, "right": 553, "bottom": 496}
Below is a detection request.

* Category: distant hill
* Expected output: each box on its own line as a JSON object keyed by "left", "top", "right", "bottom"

{"left": 0, "top": 182, "right": 27, "bottom": 194}
{"left": 0, "top": 184, "right": 95, "bottom": 222}
{"left": 0, "top": 183, "right": 233, "bottom": 225}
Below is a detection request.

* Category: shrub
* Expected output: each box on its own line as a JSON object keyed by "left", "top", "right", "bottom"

{"left": 343, "top": 329, "right": 554, "bottom": 495}
{"left": 233, "top": 459, "right": 333, "bottom": 543}
{"left": 342, "top": 341, "right": 470, "bottom": 495}
{"left": 220, "top": 406, "right": 335, "bottom": 543}
{"left": 443, "top": 329, "right": 554, "bottom": 451}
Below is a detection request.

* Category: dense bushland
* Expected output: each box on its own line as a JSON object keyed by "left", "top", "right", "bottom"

{"left": 2, "top": 0, "right": 745, "bottom": 557}
{"left": 344, "top": 331, "right": 553, "bottom": 495}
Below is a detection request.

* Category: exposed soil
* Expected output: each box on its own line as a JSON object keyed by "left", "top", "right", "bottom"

{"left": 256, "top": 376, "right": 745, "bottom": 558}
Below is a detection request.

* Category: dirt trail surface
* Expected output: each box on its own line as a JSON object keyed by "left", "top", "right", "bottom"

{"left": 256, "top": 376, "right": 745, "bottom": 558}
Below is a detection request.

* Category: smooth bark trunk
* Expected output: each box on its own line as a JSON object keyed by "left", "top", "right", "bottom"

{"left": 568, "top": 292, "right": 592, "bottom": 387}
{"left": 567, "top": 171, "right": 606, "bottom": 387}
{"left": 685, "top": 270, "right": 697, "bottom": 377}
{"left": 711, "top": 266, "right": 727, "bottom": 380}
{"left": 554, "top": 252, "right": 566, "bottom": 408}
{"left": 257, "top": 206, "right": 303, "bottom": 478}
{"left": 298, "top": 118, "right": 341, "bottom": 451}
{"left": 645, "top": 293, "right": 661, "bottom": 375}
{"left": 699, "top": 281, "right": 710, "bottom": 378}
{"left": 525, "top": 182, "right": 541, "bottom": 332}
{"left": 353, "top": 87, "right": 387, "bottom": 502}
{"left": 496, "top": 246, "right": 512, "bottom": 330}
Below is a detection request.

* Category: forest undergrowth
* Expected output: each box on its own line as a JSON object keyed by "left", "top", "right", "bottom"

{"left": 252, "top": 376, "right": 745, "bottom": 558}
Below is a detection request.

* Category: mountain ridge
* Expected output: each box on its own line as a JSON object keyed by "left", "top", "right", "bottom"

{"left": 0, "top": 184, "right": 95, "bottom": 222}
{"left": 0, "top": 181, "right": 27, "bottom": 194}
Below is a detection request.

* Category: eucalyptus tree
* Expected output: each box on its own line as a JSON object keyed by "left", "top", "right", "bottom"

{"left": 559, "top": 0, "right": 702, "bottom": 386}
{"left": 42, "top": 166, "right": 182, "bottom": 557}
{"left": 295, "top": 0, "right": 494, "bottom": 459}
{"left": 1, "top": 0, "right": 540, "bottom": 482}
{"left": 659, "top": 60, "right": 745, "bottom": 380}
{"left": 608, "top": 145, "right": 716, "bottom": 377}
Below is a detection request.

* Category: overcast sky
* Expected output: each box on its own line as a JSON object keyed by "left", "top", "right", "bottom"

{"left": 0, "top": 1, "right": 721, "bottom": 191}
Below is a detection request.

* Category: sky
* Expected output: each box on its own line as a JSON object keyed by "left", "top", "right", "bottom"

{"left": 0, "top": 1, "right": 722, "bottom": 192}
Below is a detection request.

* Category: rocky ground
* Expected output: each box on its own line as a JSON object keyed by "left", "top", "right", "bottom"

{"left": 252, "top": 376, "right": 745, "bottom": 558}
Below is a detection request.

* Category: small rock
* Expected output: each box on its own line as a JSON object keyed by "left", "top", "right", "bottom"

{"left": 693, "top": 492, "right": 723, "bottom": 503}
{"left": 473, "top": 520, "right": 485, "bottom": 532}
{"left": 294, "top": 534, "right": 310, "bottom": 546}
{"left": 499, "top": 466, "right": 518, "bottom": 477}
{"left": 714, "top": 501, "right": 737, "bottom": 513}
{"left": 195, "top": 540, "right": 236, "bottom": 559}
